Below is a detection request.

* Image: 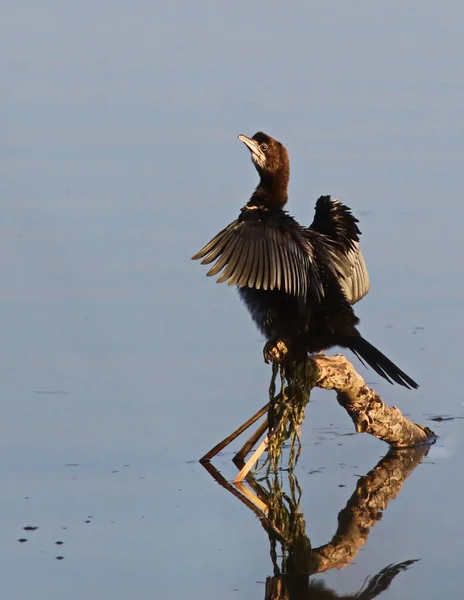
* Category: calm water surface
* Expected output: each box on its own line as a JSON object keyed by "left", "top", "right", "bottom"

{"left": 2, "top": 2, "right": 464, "bottom": 598}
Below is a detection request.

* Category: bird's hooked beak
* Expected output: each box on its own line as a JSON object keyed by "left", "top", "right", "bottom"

{"left": 238, "top": 134, "right": 266, "bottom": 168}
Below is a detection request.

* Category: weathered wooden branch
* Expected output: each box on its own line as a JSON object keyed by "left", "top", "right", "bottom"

{"left": 200, "top": 353, "right": 436, "bottom": 477}
{"left": 200, "top": 354, "right": 433, "bottom": 598}
{"left": 313, "top": 354, "right": 435, "bottom": 447}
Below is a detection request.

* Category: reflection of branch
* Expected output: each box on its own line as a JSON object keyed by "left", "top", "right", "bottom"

{"left": 202, "top": 444, "right": 427, "bottom": 599}
{"left": 201, "top": 460, "right": 269, "bottom": 524}
{"left": 309, "top": 446, "right": 428, "bottom": 573}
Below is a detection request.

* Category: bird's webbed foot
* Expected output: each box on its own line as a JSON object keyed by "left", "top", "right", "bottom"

{"left": 263, "top": 339, "right": 291, "bottom": 364}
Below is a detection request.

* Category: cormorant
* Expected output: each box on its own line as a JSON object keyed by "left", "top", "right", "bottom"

{"left": 192, "top": 132, "right": 418, "bottom": 389}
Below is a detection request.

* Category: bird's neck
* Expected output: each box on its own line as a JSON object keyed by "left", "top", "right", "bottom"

{"left": 252, "top": 170, "right": 289, "bottom": 207}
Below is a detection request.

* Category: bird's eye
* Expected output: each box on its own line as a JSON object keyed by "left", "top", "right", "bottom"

{"left": 260, "top": 143, "right": 268, "bottom": 152}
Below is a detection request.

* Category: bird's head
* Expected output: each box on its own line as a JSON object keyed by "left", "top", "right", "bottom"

{"left": 238, "top": 131, "right": 289, "bottom": 180}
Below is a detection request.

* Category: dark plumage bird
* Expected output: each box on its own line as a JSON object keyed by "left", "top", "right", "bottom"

{"left": 192, "top": 132, "right": 418, "bottom": 389}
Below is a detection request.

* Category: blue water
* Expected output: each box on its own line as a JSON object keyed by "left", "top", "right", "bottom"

{"left": 2, "top": 1, "right": 463, "bottom": 598}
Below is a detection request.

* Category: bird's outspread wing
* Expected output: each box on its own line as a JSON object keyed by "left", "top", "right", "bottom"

{"left": 309, "top": 195, "right": 370, "bottom": 304}
{"left": 192, "top": 207, "right": 323, "bottom": 299}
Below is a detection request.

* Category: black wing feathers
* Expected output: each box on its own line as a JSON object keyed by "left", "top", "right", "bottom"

{"left": 310, "top": 195, "right": 361, "bottom": 248}
{"left": 192, "top": 209, "right": 323, "bottom": 298}
{"left": 310, "top": 195, "right": 370, "bottom": 304}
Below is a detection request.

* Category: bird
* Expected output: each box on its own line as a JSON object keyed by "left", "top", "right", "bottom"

{"left": 192, "top": 132, "right": 418, "bottom": 389}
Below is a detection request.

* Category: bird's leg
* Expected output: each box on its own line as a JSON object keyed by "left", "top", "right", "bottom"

{"left": 263, "top": 339, "right": 292, "bottom": 364}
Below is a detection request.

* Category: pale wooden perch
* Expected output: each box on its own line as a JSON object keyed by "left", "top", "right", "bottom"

{"left": 313, "top": 354, "right": 434, "bottom": 447}
{"left": 200, "top": 354, "right": 435, "bottom": 480}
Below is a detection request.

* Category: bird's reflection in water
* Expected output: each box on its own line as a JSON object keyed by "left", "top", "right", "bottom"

{"left": 266, "top": 559, "right": 418, "bottom": 600}
{"left": 203, "top": 441, "right": 428, "bottom": 599}
{"left": 264, "top": 445, "right": 426, "bottom": 598}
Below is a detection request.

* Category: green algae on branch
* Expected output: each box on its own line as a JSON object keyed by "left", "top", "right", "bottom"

{"left": 266, "top": 358, "right": 318, "bottom": 473}
{"left": 200, "top": 353, "right": 435, "bottom": 482}
{"left": 263, "top": 353, "right": 434, "bottom": 476}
